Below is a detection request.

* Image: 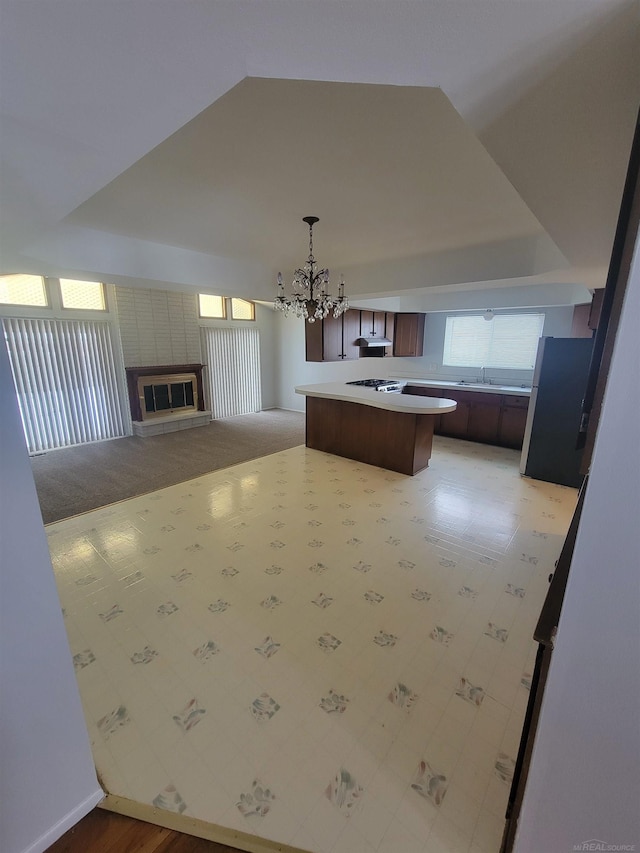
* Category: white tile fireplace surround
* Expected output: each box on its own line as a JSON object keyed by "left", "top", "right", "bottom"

{"left": 48, "top": 439, "right": 576, "bottom": 853}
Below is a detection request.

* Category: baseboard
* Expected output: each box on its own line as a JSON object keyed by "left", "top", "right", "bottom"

{"left": 257, "top": 406, "right": 305, "bottom": 414}
{"left": 22, "top": 787, "right": 104, "bottom": 853}
{"left": 99, "top": 793, "right": 311, "bottom": 853}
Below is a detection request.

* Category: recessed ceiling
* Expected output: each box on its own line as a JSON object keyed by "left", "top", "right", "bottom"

{"left": 2, "top": 1, "right": 637, "bottom": 306}
{"left": 66, "top": 78, "right": 559, "bottom": 284}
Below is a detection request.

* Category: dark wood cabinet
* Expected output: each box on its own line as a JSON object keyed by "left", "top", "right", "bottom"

{"left": 342, "top": 309, "right": 362, "bottom": 360}
{"left": 383, "top": 312, "right": 395, "bottom": 356}
{"left": 402, "top": 386, "right": 529, "bottom": 448}
{"left": 403, "top": 386, "right": 469, "bottom": 436}
{"left": 306, "top": 313, "right": 339, "bottom": 361}
{"left": 306, "top": 309, "right": 398, "bottom": 361}
{"left": 360, "top": 310, "right": 386, "bottom": 338}
{"left": 322, "top": 314, "right": 343, "bottom": 362}
{"left": 305, "top": 395, "right": 437, "bottom": 475}
{"left": 588, "top": 288, "right": 604, "bottom": 330}
{"left": 468, "top": 396, "right": 502, "bottom": 443}
{"left": 571, "top": 290, "right": 605, "bottom": 338}
{"left": 360, "top": 310, "right": 394, "bottom": 356}
{"left": 305, "top": 310, "right": 361, "bottom": 361}
{"left": 498, "top": 396, "right": 529, "bottom": 449}
{"left": 393, "top": 313, "right": 425, "bottom": 357}
{"left": 439, "top": 389, "right": 473, "bottom": 438}
{"left": 571, "top": 303, "right": 593, "bottom": 338}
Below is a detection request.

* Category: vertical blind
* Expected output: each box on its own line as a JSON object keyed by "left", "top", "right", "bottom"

{"left": 201, "top": 326, "right": 262, "bottom": 418}
{"left": 3, "top": 317, "right": 127, "bottom": 453}
{"left": 443, "top": 314, "right": 545, "bottom": 369}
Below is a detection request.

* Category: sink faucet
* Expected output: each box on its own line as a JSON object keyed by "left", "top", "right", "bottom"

{"left": 479, "top": 367, "right": 486, "bottom": 384}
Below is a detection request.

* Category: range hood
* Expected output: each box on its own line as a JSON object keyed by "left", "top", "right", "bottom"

{"left": 356, "top": 336, "right": 393, "bottom": 347}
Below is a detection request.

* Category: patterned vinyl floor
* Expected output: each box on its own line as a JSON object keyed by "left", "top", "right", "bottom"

{"left": 48, "top": 437, "right": 576, "bottom": 853}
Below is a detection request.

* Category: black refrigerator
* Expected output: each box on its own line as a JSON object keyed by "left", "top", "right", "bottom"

{"left": 519, "top": 337, "right": 594, "bottom": 488}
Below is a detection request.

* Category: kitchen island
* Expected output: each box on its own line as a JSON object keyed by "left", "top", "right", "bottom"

{"left": 295, "top": 381, "right": 456, "bottom": 475}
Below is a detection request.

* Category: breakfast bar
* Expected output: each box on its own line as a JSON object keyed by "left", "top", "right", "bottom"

{"left": 295, "top": 381, "right": 456, "bottom": 475}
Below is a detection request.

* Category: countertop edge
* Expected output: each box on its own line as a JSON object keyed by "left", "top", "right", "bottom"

{"left": 398, "top": 379, "right": 532, "bottom": 397}
{"left": 295, "top": 383, "right": 457, "bottom": 415}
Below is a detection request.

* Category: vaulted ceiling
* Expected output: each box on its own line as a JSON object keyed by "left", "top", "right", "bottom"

{"left": 1, "top": 1, "right": 638, "bottom": 309}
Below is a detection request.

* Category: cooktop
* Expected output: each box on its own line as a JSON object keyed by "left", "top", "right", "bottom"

{"left": 346, "top": 379, "right": 404, "bottom": 392}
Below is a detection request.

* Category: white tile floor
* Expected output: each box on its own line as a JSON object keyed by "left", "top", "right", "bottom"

{"left": 48, "top": 437, "right": 577, "bottom": 853}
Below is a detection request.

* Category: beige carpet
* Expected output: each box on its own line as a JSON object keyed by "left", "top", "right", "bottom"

{"left": 31, "top": 409, "right": 305, "bottom": 524}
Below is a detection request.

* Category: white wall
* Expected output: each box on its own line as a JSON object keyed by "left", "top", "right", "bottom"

{"left": 275, "top": 311, "right": 397, "bottom": 411}
{"left": 0, "top": 340, "right": 103, "bottom": 853}
{"left": 405, "top": 305, "right": 575, "bottom": 386}
{"left": 514, "top": 240, "right": 640, "bottom": 850}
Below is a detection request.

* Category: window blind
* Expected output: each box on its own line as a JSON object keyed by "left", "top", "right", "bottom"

{"left": 201, "top": 326, "right": 262, "bottom": 418}
{"left": 443, "top": 314, "right": 544, "bottom": 369}
{"left": 3, "top": 317, "right": 127, "bottom": 453}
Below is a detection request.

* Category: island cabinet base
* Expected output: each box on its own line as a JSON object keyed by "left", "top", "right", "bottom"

{"left": 305, "top": 396, "right": 435, "bottom": 475}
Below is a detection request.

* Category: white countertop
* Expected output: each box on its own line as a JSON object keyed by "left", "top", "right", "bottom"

{"left": 399, "top": 379, "right": 532, "bottom": 397}
{"left": 295, "top": 382, "right": 457, "bottom": 415}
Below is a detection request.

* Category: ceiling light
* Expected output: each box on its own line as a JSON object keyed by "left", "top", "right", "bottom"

{"left": 483, "top": 309, "right": 495, "bottom": 321}
{"left": 274, "top": 216, "right": 349, "bottom": 323}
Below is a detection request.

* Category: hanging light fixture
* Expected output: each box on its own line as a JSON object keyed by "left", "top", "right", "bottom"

{"left": 274, "top": 216, "right": 349, "bottom": 322}
{"left": 483, "top": 309, "right": 495, "bottom": 322}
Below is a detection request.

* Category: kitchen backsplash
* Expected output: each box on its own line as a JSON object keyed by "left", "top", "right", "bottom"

{"left": 390, "top": 365, "right": 534, "bottom": 387}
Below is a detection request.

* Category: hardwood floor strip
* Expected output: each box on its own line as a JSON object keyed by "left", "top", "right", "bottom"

{"left": 99, "top": 794, "right": 309, "bottom": 853}
{"left": 45, "top": 807, "right": 241, "bottom": 853}
{"left": 46, "top": 809, "right": 137, "bottom": 853}
{"left": 103, "top": 819, "right": 174, "bottom": 853}
{"left": 154, "top": 833, "right": 240, "bottom": 853}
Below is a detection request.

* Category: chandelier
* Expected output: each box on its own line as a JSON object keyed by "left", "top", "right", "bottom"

{"left": 274, "top": 216, "right": 349, "bottom": 322}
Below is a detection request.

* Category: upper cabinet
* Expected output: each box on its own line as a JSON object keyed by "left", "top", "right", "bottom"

{"left": 305, "top": 308, "right": 423, "bottom": 361}
{"left": 305, "top": 310, "right": 361, "bottom": 361}
{"left": 571, "top": 303, "right": 593, "bottom": 338}
{"left": 359, "top": 310, "right": 395, "bottom": 357}
{"left": 393, "top": 313, "right": 425, "bottom": 357}
{"left": 383, "top": 311, "right": 395, "bottom": 356}
{"left": 571, "top": 290, "right": 604, "bottom": 337}
{"left": 342, "top": 309, "right": 363, "bottom": 360}
{"left": 588, "top": 289, "right": 604, "bottom": 331}
{"left": 360, "top": 310, "right": 386, "bottom": 339}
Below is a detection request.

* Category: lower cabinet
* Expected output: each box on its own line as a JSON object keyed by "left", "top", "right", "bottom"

{"left": 468, "top": 397, "right": 502, "bottom": 443}
{"left": 498, "top": 397, "right": 529, "bottom": 449}
{"left": 402, "top": 387, "right": 529, "bottom": 449}
{"left": 440, "top": 395, "right": 471, "bottom": 438}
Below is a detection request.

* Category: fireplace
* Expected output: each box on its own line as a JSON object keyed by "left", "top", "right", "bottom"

{"left": 125, "top": 364, "right": 210, "bottom": 436}
{"left": 137, "top": 372, "right": 197, "bottom": 419}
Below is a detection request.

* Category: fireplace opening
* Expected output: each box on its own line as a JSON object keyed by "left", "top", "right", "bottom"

{"left": 136, "top": 372, "right": 198, "bottom": 419}
{"left": 143, "top": 379, "right": 195, "bottom": 414}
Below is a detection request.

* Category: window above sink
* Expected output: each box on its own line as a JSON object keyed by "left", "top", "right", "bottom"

{"left": 443, "top": 313, "right": 544, "bottom": 370}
